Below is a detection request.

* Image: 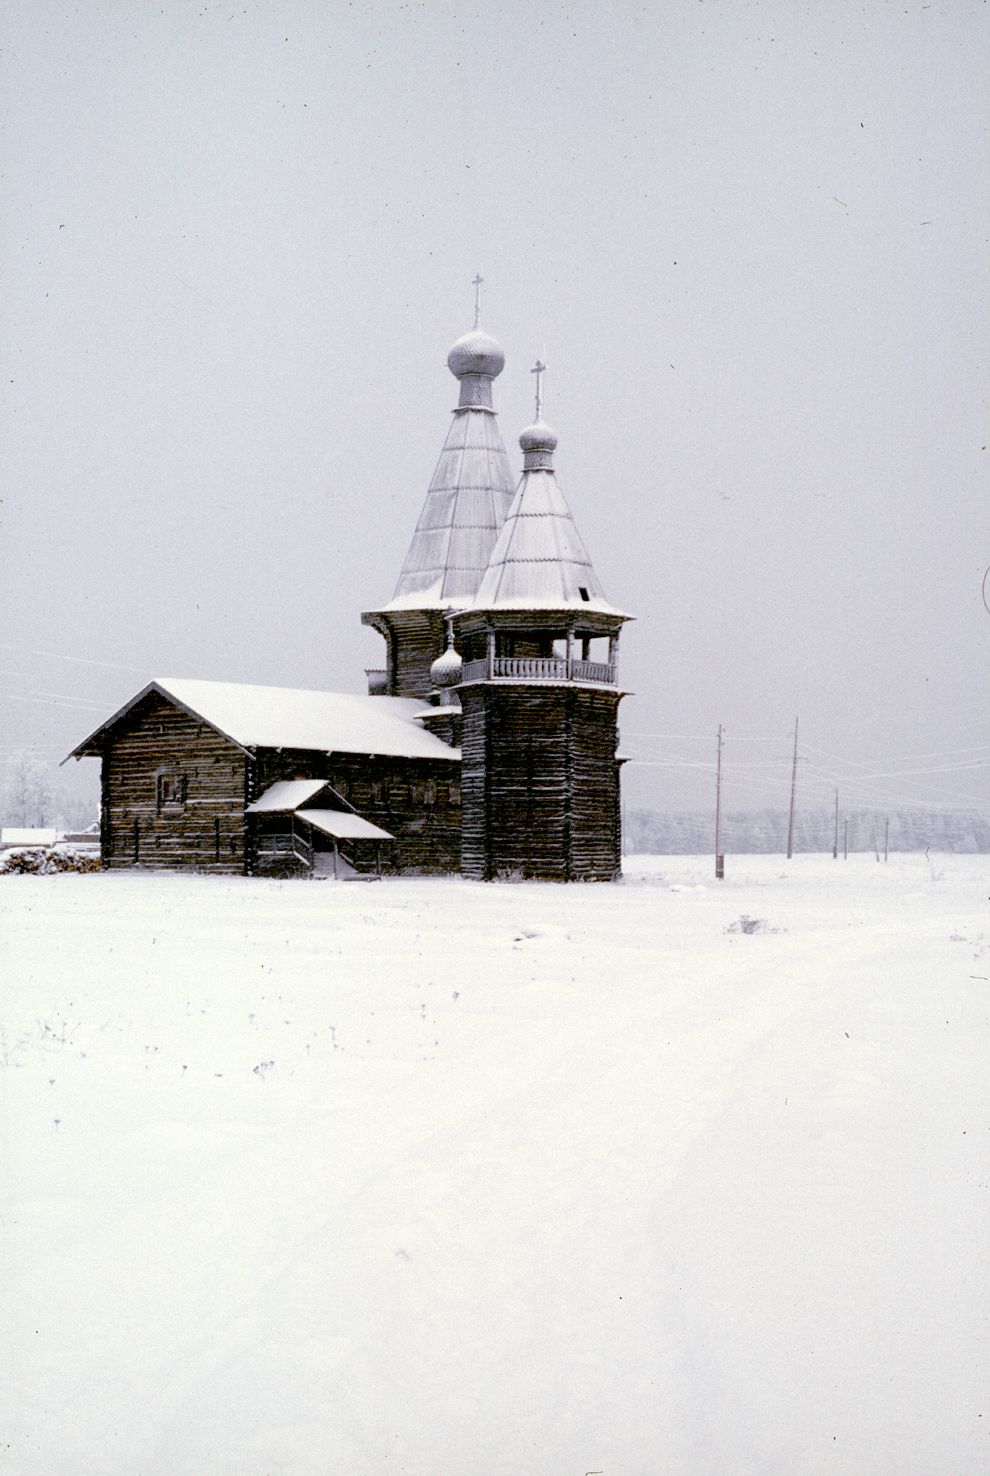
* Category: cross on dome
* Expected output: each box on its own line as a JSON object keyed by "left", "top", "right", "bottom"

{"left": 472, "top": 272, "right": 484, "bottom": 328}
{"left": 530, "top": 358, "right": 547, "bottom": 420}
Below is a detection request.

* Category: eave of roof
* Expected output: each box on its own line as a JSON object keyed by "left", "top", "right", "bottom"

{"left": 64, "top": 678, "right": 461, "bottom": 764}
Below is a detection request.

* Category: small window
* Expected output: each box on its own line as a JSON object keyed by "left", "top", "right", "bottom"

{"left": 157, "top": 773, "right": 187, "bottom": 808}
{"left": 578, "top": 586, "right": 590, "bottom": 602}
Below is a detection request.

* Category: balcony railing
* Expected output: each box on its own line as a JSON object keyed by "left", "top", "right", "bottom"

{"left": 461, "top": 656, "right": 617, "bottom": 686}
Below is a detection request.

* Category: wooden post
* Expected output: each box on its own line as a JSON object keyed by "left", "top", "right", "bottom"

{"left": 486, "top": 627, "right": 495, "bottom": 680}
{"left": 566, "top": 626, "right": 575, "bottom": 679}
{"left": 786, "top": 717, "right": 799, "bottom": 860}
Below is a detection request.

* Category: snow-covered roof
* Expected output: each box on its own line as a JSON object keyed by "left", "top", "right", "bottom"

{"left": 468, "top": 436, "right": 628, "bottom": 618}
{"left": 296, "top": 809, "right": 393, "bottom": 842}
{"left": 1, "top": 827, "right": 58, "bottom": 849}
{"left": 246, "top": 780, "right": 329, "bottom": 814}
{"left": 366, "top": 328, "right": 515, "bottom": 614}
{"left": 67, "top": 678, "right": 460, "bottom": 763}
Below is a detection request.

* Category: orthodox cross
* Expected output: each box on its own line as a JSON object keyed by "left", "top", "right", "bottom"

{"left": 472, "top": 272, "right": 484, "bottom": 329}
{"left": 530, "top": 358, "right": 547, "bottom": 420}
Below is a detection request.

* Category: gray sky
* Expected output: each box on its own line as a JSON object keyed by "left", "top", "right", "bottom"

{"left": 3, "top": 0, "right": 987, "bottom": 818}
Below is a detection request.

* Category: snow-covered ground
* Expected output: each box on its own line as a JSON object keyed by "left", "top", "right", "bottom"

{"left": 2, "top": 855, "right": 987, "bottom": 1476}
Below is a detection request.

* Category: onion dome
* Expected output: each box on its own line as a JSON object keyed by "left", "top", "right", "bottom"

{"left": 447, "top": 328, "right": 505, "bottom": 382}
{"left": 519, "top": 418, "right": 557, "bottom": 471}
{"left": 430, "top": 643, "right": 463, "bottom": 689}
{"left": 447, "top": 328, "right": 505, "bottom": 412}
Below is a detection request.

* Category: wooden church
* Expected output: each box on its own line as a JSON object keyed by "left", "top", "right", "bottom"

{"left": 67, "top": 299, "right": 632, "bottom": 881}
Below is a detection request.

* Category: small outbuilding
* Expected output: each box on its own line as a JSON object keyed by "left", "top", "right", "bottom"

{"left": 0, "top": 827, "right": 58, "bottom": 851}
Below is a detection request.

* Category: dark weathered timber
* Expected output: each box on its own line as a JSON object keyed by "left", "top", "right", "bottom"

{"left": 459, "top": 684, "right": 623, "bottom": 881}
{"left": 361, "top": 609, "right": 448, "bottom": 700}
{"left": 249, "top": 749, "right": 461, "bottom": 876}
{"left": 100, "top": 692, "right": 248, "bottom": 873}
{"left": 98, "top": 692, "right": 461, "bottom": 877}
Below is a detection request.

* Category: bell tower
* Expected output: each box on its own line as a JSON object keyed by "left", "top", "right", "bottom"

{"left": 452, "top": 365, "right": 631, "bottom": 881}
{"left": 362, "top": 280, "right": 515, "bottom": 700}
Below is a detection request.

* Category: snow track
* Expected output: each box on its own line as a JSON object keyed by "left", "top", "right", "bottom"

{"left": 2, "top": 856, "right": 987, "bottom": 1474}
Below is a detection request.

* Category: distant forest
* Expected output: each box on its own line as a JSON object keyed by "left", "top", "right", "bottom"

{"left": 624, "top": 807, "right": 990, "bottom": 855}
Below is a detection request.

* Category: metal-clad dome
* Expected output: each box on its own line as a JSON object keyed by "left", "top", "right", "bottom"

{"left": 430, "top": 644, "right": 463, "bottom": 688}
{"left": 519, "top": 419, "right": 558, "bottom": 453}
{"left": 447, "top": 329, "right": 505, "bottom": 381}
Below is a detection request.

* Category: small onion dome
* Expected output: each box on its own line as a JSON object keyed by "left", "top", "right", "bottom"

{"left": 447, "top": 328, "right": 505, "bottom": 381}
{"left": 519, "top": 418, "right": 557, "bottom": 470}
{"left": 519, "top": 419, "right": 558, "bottom": 454}
{"left": 430, "top": 644, "right": 463, "bottom": 688}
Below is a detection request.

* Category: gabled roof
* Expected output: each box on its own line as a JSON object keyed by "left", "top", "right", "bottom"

{"left": 66, "top": 678, "right": 460, "bottom": 763}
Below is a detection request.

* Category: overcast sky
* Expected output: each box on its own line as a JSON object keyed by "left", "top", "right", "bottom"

{"left": 2, "top": 0, "right": 987, "bottom": 818}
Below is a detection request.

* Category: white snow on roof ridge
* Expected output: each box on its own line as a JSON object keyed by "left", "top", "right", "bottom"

{"left": 152, "top": 677, "right": 459, "bottom": 762}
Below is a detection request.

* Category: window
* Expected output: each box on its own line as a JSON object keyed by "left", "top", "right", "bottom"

{"left": 578, "top": 586, "right": 590, "bottom": 602}
{"left": 157, "top": 773, "right": 187, "bottom": 809}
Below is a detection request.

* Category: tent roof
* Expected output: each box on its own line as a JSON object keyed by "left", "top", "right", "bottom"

{"left": 470, "top": 467, "right": 627, "bottom": 617}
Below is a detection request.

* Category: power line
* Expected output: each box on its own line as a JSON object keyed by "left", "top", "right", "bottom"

{"left": 0, "top": 689, "right": 108, "bottom": 713}
{"left": 0, "top": 642, "right": 145, "bottom": 674}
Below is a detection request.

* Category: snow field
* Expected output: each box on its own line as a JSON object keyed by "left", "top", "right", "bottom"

{"left": 1, "top": 854, "right": 987, "bottom": 1475}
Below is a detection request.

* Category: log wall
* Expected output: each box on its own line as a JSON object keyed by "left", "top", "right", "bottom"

{"left": 460, "top": 685, "right": 622, "bottom": 881}
{"left": 364, "top": 610, "right": 448, "bottom": 700}
{"left": 101, "top": 693, "right": 248, "bottom": 873}
{"left": 251, "top": 748, "right": 461, "bottom": 875}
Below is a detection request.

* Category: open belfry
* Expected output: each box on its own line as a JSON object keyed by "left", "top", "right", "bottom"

{"left": 68, "top": 285, "right": 632, "bottom": 881}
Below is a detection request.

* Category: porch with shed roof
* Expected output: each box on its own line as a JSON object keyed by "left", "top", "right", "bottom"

{"left": 246, "top": 779, "right": 394, "bottom": 878}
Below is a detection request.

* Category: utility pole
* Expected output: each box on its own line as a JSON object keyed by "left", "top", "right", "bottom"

{"left": 884, "top": 816, "right": 889, "bottom": 863}
{"left": 843, "top": 817, "right": 849, "bottom": 859}
{"left": 833, "top": 788, "right": 839, "bottom": 860}
{"left": 715, "top": 723, "right": 724, "bottom": 879}
{"left": 786, "top": 716, "right": 799, "bottom": 860}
